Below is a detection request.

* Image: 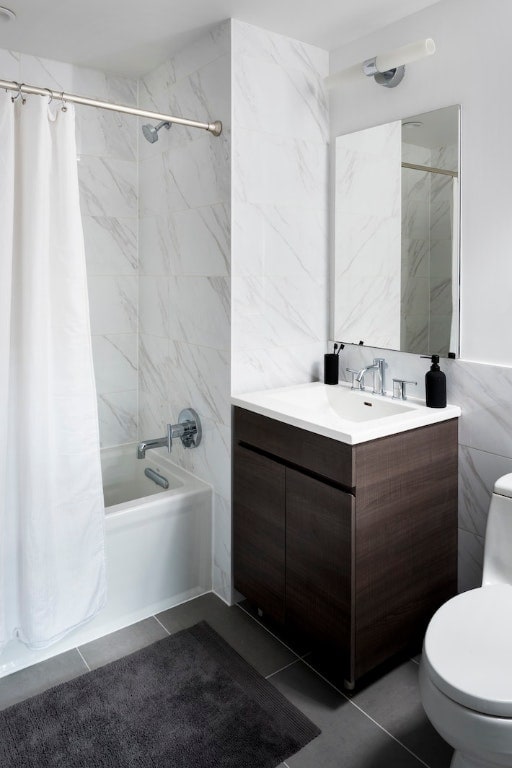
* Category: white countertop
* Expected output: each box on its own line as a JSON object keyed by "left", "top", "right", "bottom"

{"left": 232, "top": 381, "right": 461, "bottom": 445}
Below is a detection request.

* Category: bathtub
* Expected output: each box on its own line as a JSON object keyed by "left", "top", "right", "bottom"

{"left": 0, "top": 443, "right": 212, "bottom": 677}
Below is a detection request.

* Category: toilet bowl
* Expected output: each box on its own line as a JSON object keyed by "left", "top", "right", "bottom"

{"left": 419, "top": 473, "right": 512, "bottom": 768}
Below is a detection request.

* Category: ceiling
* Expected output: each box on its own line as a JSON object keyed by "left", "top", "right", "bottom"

{"left": 0, "top": 0, "right": 443, "bottom": 77}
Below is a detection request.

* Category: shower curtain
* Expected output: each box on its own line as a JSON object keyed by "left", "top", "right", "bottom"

{"left": 0, "top": 91, "right": 106, "bottom": 650}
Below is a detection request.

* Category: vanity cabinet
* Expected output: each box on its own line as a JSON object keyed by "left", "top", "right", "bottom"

{"left": 233, "top": 406, "right": 458, "bottom": 687}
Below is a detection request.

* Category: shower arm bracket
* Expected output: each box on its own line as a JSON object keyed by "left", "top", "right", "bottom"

{"left": 168, "top": 408, "right": 202, "bottom": 450}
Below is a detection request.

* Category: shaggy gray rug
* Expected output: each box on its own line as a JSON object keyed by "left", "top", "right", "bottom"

{"left": 0, "top": 621, "right": 320, "bottom": 767}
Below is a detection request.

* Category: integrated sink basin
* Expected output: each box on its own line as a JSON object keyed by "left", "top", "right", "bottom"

{"left": 231, "top": 381, "right": 461, "bottom": 445}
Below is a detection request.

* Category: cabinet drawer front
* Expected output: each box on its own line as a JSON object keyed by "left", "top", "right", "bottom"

{"left": 234, "top": 407, "right": 354, "bottom": 487}
{"left": 233, "top": 445, "right": 286, "bottom": 623}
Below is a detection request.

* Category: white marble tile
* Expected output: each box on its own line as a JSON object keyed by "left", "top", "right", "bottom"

{"left": 139, "top": 216, "right": 171, "bottom": 276}
{"left": 232, "top": 274, "right": 327, "bottom": 350}
{"left": 335, "top": 212, "right": 401, "bottom": 281}
{"left": 171, "top": 21, "right": 230, "bottom": 82}
{"left": 138, "top": 276, "right": 169, "bottom": 337}
{"left": 20, "top": 54, "right": 74, "bottom": 92}
{"left": 458, "top": 528, "right": 484, "bottom": 593}
{"left": 232, "top": 19, "right": 328, "bottom": 76}
{"left": 430, "top": 276, "right": 452, "bottom": 317}
{"left": 231, "top": 342, "right": 325, "bottom": 394}
{"left": 168, "top": 276, "right": 230, "bottom": 350}
{"left": 401, "top": 276, "right": 429, "bottom": 317}
{"left": 165, "top": 134, "right": 230, "bottom": 209}
{"left": 233, "top": 202, "right": 327, "bottom": 282}
{"left": 82, "top": 216, "right": 137, "bottom": 276}
{"left": 170, "top": 203, "right": 230, "bottom": 277}
{"left": 402, "top": 238, "right": 429, "bottom": 279}
{"left": 0, "top": 48, "right": 20, "bottom": 81}
{"left": 167, "top": 342, "right": 230, "bottom": 427}
{"left": 450, "top": 361, "right": 512, "bottom": 458}
{"left": 212, "top": 492, "right": 232, "bottom": 603}
{"left": 78, "top": 157, "right": 137, "bottom": 218}
{"left": 334, "top": 274, "right": 400, "bottom": 350}
{"left": 92, "top": 334, "right": 138, "bottom": 394}
{"left": 106, "top": 75, "right": 137, "bottom": 106}
{"left": 139, "top": 334, "right": 169, "bottom": 401}
{"left": 178, "top": 415, "right": 231, "bottom": 500}
{"left": 88, "top": 275, "right": 138, "bottom": 336}
{"left": 459, "top": 445, "right": 512, "bottom": 538}
{"left": 234, "top": 129, "right": 327, "bottom": 208}
{"left": 98, "top": 391, "right": 138, "bottom": 448}
{"left": 138, "top": 391, "right": 170, "bottom": 442}
{"left": 77, "top": 108, "right": 136, "bottom": 161}
{"left": 233, "top": 50, "right": 327, "bottom": 143}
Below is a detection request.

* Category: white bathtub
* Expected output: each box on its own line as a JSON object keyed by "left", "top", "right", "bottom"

{"left": 0, "top": 443, "right": 212, "bottom": 677}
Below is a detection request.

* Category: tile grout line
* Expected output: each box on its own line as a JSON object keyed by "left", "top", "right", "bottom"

{"left": 76, "top": 647, "right": 91, "bottom": 672}
{"left": 235, "top": 603, "right": 303, "bottom": 660}
{"left": 298, "top": 656, "right": 432, "bottom": 768}
{"left": 235, "top": 603, "right": 431, "bottom": 768}
{"left": 153, "top": 615, "right": 171, "bottom": 635}
{"left": 265, "top": 658, "right": 301, "bottom": 681}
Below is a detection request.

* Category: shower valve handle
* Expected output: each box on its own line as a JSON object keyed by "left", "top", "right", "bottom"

{"left": 167, "top": 408, "right": 202, "bottom": 450}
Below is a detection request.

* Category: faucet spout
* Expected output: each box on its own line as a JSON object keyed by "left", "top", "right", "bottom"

{"left": 355, "top": 358, "right": 386, "bottom": 396}
{"left": 136, "top": 433, "right": 170, "bottom": 459}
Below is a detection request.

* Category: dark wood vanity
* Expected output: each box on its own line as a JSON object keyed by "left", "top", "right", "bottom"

{"left": 233, "top": 405, "right": 458, "bottom": 688}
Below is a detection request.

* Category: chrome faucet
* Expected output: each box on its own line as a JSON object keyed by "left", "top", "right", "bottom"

{"left": 136, "top": 408, "right": 202, "bottom": 459}
{"left": 351, "top": 357, "right": 386, "bottom": 396}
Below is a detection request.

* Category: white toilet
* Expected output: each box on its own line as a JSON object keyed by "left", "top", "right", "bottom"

{"left": 419, "top": 473, "right": 512, "bottom": 768}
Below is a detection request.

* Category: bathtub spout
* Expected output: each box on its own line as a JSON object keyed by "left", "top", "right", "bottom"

{"left": 137, "top": 433, "right": 170, "bottom": 459}
{"left": 137, "top": 410, "right": 202, "bottom": 459}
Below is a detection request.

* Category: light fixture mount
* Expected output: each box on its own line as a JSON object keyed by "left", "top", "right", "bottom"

{"left": 362, "top": 57, "right": 405, "bottom": 88}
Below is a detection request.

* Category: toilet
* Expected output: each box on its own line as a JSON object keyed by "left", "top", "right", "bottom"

{"left": 419, "top": 474, "right": 512, "bottom": 768}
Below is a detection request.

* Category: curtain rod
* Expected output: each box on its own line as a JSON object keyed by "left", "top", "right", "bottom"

{"left": 402, "top": 161, "right": 458, "bottom": 178}
{"left": 0, "top": 78, "right": 222, "bottom": 136}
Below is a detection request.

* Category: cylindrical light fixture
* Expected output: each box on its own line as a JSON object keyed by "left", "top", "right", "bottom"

{"left": 373, "top": 38, "right": 435, "bottom": 74}
{"left": 325, "top": 38, "right": 436, "bottom": 90}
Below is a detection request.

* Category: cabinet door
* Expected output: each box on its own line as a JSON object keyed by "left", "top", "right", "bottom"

{"left": 286, "top": 468, "right": 354, "bottom": 658}
{"left": 233, "top": 445, "right": 286, "bottom": 623}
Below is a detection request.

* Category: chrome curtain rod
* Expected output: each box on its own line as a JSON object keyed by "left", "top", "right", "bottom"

{"left": 402, "top": 161, "right": 458, "bottom": 178}
{"left": 0, "top": 78, "right": 222, "bottom": 136}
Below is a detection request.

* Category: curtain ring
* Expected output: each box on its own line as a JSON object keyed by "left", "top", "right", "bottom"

{"left": 60, "top": 91, "right": 67, "bottom": 112}
{"left": 11, "top": 82, "right": 26, "bottom": 104}
{"left": 43, "top": 87, "right": 53, "bottom": 104}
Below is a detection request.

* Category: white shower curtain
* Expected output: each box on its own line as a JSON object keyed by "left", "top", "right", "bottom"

{"left": 0, "top": 91, "right": 106, "bottom": 650}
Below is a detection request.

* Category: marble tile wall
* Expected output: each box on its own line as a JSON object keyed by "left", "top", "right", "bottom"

{"left": 230, "top": 20, "right": 330, "bottom": 394}
{"left": 138, "top": 22, "right": 231, "bottom": 601}
{"left": 0, "top": 47, "right": 139, "bottom": 448}
{"left": 338, "top": 344, "right": 512, "bottom": 591}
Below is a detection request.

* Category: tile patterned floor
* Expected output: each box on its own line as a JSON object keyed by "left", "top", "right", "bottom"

{"left": 0, "top": 593, "right": 453, "bottom": 767}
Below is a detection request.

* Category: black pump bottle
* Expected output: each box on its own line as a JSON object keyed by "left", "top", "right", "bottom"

{"left": 422, "top": 354, "right": 446, "bottom": 408}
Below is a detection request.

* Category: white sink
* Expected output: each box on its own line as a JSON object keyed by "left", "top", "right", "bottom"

{"left": 231, "top": 381, "right": 461, "bottom": 445}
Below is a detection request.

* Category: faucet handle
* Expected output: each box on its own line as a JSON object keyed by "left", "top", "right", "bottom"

{"left": 392, "top": 378, "right": 417, "bottom": 401}
{"left": 346, "top": 368, "right": 364, "bottom": 391}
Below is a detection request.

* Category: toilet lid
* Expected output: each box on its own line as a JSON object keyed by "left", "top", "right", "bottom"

{"left": 423, "top": 585, "right": 512, "bottom": 717}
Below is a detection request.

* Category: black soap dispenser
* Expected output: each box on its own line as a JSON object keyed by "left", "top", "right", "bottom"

{"left": 422, "top": 354, "right": 446, "bottom": 408}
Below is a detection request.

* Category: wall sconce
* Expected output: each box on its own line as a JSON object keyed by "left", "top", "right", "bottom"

{"left": 325, "top": 38, "right": 436, "bottom": 90}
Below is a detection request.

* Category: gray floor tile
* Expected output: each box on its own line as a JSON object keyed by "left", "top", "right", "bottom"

{"left": 78, "top": 617, "right": 168, "bottom": 670}
{"left": 352, "top": 658, "right": 453, "bottom": 768}
{"left": 156, "top": 592, "right": 297, "bottom": 677}
{"left": 237, "top": 599, "right": 311, "bottom": 657}
{"left": 271, "top": 660, "right": 429, "bottom": 768}
{"left": 0, "top": 650, "right": 87, "bottom": 711}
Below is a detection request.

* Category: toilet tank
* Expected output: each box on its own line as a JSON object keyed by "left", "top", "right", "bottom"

{"left": 482, "top": 473, "right": 512, "bottom": 586}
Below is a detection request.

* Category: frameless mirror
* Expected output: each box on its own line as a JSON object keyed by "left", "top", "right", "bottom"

{"left": 333, "top": 105, "right": 460, "bottom": 357}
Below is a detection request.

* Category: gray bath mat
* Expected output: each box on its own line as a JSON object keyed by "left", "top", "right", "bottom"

{"left": 0, "top": 621, "right": 320, "bottom": 767}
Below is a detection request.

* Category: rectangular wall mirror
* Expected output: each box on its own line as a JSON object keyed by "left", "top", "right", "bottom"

{"left": 333, "top": 105, "right": 460, "bottom": 357}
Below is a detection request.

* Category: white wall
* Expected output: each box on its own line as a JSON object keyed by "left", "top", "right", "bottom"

{"left": 329, "top": 0, "right": 512, "bottom": 589}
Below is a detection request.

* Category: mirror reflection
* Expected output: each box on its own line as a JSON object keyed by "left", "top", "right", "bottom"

{"left": 333, "top": 105, "right": 460, "bottom": 357}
